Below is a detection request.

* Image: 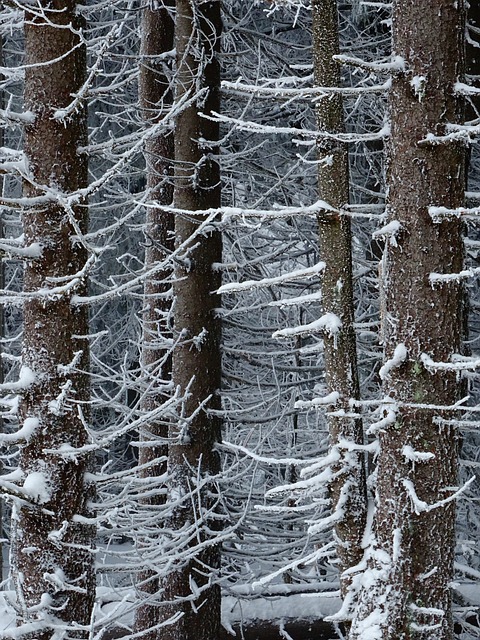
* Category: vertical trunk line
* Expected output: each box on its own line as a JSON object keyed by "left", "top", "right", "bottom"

{"left": 311, "top": 0, "right": 367, "bottom": 609}
{"left": 10, "top": 1, "right": 95, "bottom": 638}
{"left": 161, "top": 1, "right": 222, "bottom": 639}
{"left": 134, "top": 2, "right": 175, "bottom": 638}
{"left": 351, "top": 1, "right": 466, "bottom": 638}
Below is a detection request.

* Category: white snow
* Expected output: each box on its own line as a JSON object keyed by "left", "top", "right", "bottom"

{"left": 403, "top": 476, "right": 475, "bottom": 515}
{"left": 273, "top": 313, "right": 342, "bottom": 339}
{"left": 295, "top": 391, "right": 340, "bottom": 409}
{"left": 0, "top": 417, "right": 38, "bottom": 444}
{"left": 367, "top": 407, "right": 397, "bottom": 435}
{"left": 379, "top": 343, "right": 407, "bottom": 380}
{"left": 372, "top": 220, "right": 401, "bottom": 246}
{"left": 0, "top": 241, "right": 42, "bottom": 258}
{"left": 218, "top": 262, "right": 326, "bottom": 294}
{"left": 0, "top": 366, "right": 36, "bottom": 392}
{"left": 421, "top": 352, "right": 480, "bottom": 372}
{"left": 402, "top": 445, "right": 435, "bottom": 463}
{"left": 23, "top": 472, "right": 51, "bottom": 505}
{"left": 410, "top": 75, "right": 426, "bottom": 101}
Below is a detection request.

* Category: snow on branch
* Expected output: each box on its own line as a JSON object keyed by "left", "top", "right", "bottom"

{"left": 429, "top": 205, "right": 480, "bottom": 222}
{"left": 421, "top": 352, "right": 480, "bottom": 372}
{"left": 333, "top": 54, "right": 406, "bottom": 73}
{"left": 402, "top": 445, "right": 435, "bottom": 464}
{"left": 0, "top": 107, "right": 35, "bottom": 126}
{"left": 429, "top": 266, "right": 480, "bottom": 283}
{"left": 402, "top": 476, "right": 475, "bottom": 515}
{"left": 269, "top": 291, "right": 322, "bottom": 308}
{"left": 0, "top": 417, "right": 38, "bottom": 445}
{"left": 0, "top": 241, "right": 42, "bottom": 258}
{"left": 379, "top": 343, "right": 407, "bottom": 380}
{"left": 418, "top": 129, "right": 471, "bottom": 146}
{"left": 372, "top": 220, "right": 401, "bottom": 247}
{"left": 222, "top": 78, "right": 390, "bottom": 100}
{"left": 204, "top": 111, "right": 390, "bottom": 145}
{"left": 455, "top": 81, "right": 480, "bottom": 95}
{"left": 218, "top": 441, "right": 309, "bottom": 467}
{"left": 273, "top": 313, "right": 342, "bottom": 340}
{"left": 367, "top": 402, "right": 398, "bottom": 435}
{"left": 251, "top": 542, "right": 336, "bottom": 589}
{"left": 294, "top": 391, "right": 340, "bottom": 410}
{"left": 218, "top": 262, "right": 326, "bottom": 294}
{"left": 0, "top": 366, "right": 35, "bottom": 392}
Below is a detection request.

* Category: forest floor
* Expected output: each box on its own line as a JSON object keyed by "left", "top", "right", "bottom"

{"left": 1, "top": 584, "right": 479, "bottom": 638}
{"left": 0, "top": 590, "right": 344, "bottom": 639}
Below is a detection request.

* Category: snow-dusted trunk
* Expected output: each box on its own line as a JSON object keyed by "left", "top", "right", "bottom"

{"left": 0, "top": 32, "right": 4, "bottom": 587}
{"left": 133, "top": 3, "right": 175, "bottom": 638}
{"left": 350, "top": 1, "right": 465, "bottom": 639}
{"left": 160, "top": 1, "right": 222, "bottom": 639}
{"left": 312, "top": 0, "right": 367, "bottom": 601}
{"left": 11, "top": 2, "right": 95, "bottom": 637}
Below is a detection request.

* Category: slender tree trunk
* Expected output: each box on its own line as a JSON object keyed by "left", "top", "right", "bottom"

{"left": 11, "top": 1, "right": 94, "bottom": 637}
{"left": 133, "top": 2, "right": 175, "bottom": 638}
{"left": 312, "top": 0, "right": 367, "bottom": 604}
{"left": 160, "top": 1, "right": 222, "bottom": 639}
{"left": 0, "top": 31, "right": 4, "bottom": 588}
{"left": 350, "top": 1, "right": 466, "bottom": 639}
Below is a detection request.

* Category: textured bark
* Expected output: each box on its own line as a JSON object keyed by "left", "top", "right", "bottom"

{"left": 0, "top": 32, "right": 4, "bottom": 588}
{"left": 350, "top": 1, "right": 465, "bottom": 639}
{"left": 160, "top": 1, "right": 222, "bottom": 639}
{"left": 466, "top": 0, "right": 480, "bottom": 122}
{"left": 10, "top": 2, "right": 94, "bottom": 638}
{"left": 133, "top": 4, "right": 175, "bottom": 638}
{"left": 312, "top": 0, "right": 367, "bottom": 602}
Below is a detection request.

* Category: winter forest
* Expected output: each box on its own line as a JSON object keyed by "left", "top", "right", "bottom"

{"left": 0, "top": 0, "right": 479, "bottom": 638}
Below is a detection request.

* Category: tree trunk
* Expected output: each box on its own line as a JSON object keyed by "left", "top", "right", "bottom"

{"left": 11, "top": 1, "right": 95, "bottom": 637}
{"left": 312, "top": 0, "right": 367, "bottom": 605}
{"left": 350, "top": 1, "right": 465, "bottom": 639}
{"left": 133, "top": 2, "right": 175, "bottom": 638}
{"left": 0, "top": 31, "right": 4, "bottom": 588}
{"left": 160, "top": 1, "right": 222, "bottom": 639}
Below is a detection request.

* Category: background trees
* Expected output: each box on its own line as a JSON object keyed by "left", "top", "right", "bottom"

{"left": 0, "top": 0, "right": 477, "bottom": 639}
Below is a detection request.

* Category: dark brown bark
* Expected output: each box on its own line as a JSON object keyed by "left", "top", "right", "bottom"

{"left": 160, "top": 1, "right": 222, "bottom": 639}
{"left": 351, "top": 1, "right": 466, "bottom": 639}
{"left": 312, "top": 0, "right": 367, "bottom": 602}
{"left": 11, "top": 1, "right": 94, "bottom": 638}
{"left": 133, "top": 3, "right": 175, "bottom": 638}
{"left": 0, "top": 31, "right": 4, "bottom": 588}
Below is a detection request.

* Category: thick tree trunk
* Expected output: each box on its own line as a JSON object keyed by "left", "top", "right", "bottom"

{"left": 350, "top": 1, "right": 465, "bottom": 639}
{"left": 10, "top": 2, "right": 94, "bottom": 638}
{"left": 312, "top": 0, "right": 367, "bottom": 604}
{"left": 160, "top": 1, "right": 222, "bottom": 639}
{"left": 133, "top": 3, "right": 175, "bottom": 638}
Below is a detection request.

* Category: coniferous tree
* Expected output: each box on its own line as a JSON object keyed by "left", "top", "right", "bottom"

{"left": 312, "top": 0, "right": 367, "bottom": 602}
{"left": 134, "top": 2, "right": 175, "bottom": 638}
{"left": 10, "top": 0, "right": 95, "bottom": 636}
{"left": 351, "top": 1, "right": 466, "bottom": 638}
{"left": 160, "top": 1, "right": 223, "bottom": 639}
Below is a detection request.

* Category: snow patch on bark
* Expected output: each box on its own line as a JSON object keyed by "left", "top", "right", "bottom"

{"left": 372, "top": 220, "right": 401, "bottom": 246}
{"left": 379, "top": 343, "right": 407, "bottom": 380}
{"left": 23, "top": 471, "right": 51, "bottom": 504}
